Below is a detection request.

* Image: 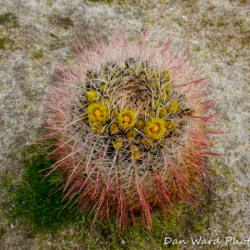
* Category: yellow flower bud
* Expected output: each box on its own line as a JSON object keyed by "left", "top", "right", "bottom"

{"left": 161, "top": 70, "right": 171, "bottom": 82}
{"left": 132, "top": 146, "right": 140, "bottom": 160}
{"left": 159, "top": 108, "right": 168, "bottom": 118}
{"left": 165, "top": 121, "right": 177, "bottom": 131}
{"left": 101, "top": 84, "right": 109, "bottom": 93}
{"left": 92, "top": 122, "right": 103, "bottom": 133}
{"left": 126, "top": 130, "right": 136, "bottom": 141}
{"left": 153, "top": 80, "right": 159, "bottom": 88}
{"left": 164, "top": 83, "right": 171, "bottom": 93}
{"left": 101, "top": 76, "right": 107, "bottom": 81}
{"left": 86, "top": 70, "right": 94, "bottom": 79}
{"left": 113, "top": 140, "right": 123, "bottom": 149}
{"left": 109, "top": 123, "right": 119, "bottom": 135}
{"left": 87, "top": 91, "right": 99, "bottom": 103}
{"left": 155, "top": 100, "right": 161, "bottom": 108}
{"left": 188, "top": 110, "right": 195, "bottom": 116}
{"left": 149, "top": 110, "right": 155, "bottom": 118}
{"left": 134, "top": 119, "right": 145, "bottom": 131}
{"left": 150, "top": 71, "right": 157, "bottom": 78}
{"left": 114, "top": 71, "right": 121, "bottom": 77}
{"left": 160, "top": 93, "right": 169, "bottom": 102}
{"left": 168, "top": 101, "right": 179, "bottom": 114}
{"left": 80, "top": 117, "right": 88, "bottom": 123}
{"left": 75, "top": 116, "right": 87, "bottom": 123}
{"left": 102, "top": 98, "right": 109, "bottom": 105}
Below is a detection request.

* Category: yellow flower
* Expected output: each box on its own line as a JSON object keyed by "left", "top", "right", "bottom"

{"left": 87, "top": 91, "right": 99, "bottom": 103}
{"left": 140, "top": 74, "right": 147, "bottom": 80}
{"left": 113, "top": 140, "right": 123, "bottom": 149}
{"left": 141, "top": 137, "right": 154, "bottom": 146}
{"left": 165, "top": 121, "right": 177, "bottom": 131}
{"left": 134, "top": 119, "right": 145, "bottom": 131}
{"left": 132, "top": 145, "right": 140, "bottom": 160}
{"left": 109, "top": 123, "right": 119, "bottom": 135}
{"left": 159, "top": 108, "right": 168, "bottom": 118}
{"left": 168, "top": 101, "right": 179, "bottom": 114}
{"left": 126, "top": 130, "right": 136, "bottom": 141}
{"left": 145, "top": 118, "right": 167, "bottom": 140}
{"left": 118, "top": 109, "right": 136, "bottom": 130}
{"left": 87, "top": 103, "right": 109, "bottom": 124}
{"left": 92, "top": 122, "right": 103, "bottom": 133}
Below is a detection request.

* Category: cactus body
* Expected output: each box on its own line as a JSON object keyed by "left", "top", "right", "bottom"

{"left": 39, "top": 31, "right": 220, "bottom": 231}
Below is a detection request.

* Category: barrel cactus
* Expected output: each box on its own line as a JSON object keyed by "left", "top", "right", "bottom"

{"left": 39, "top": 30, "right": 219, "bottom": 231}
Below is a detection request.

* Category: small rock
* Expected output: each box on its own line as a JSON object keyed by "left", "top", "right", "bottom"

{"left": 181, "top": 16, "right": 188, "bottom": 22}
{"left": 121, "top": 240, "right": 126, "bottom": 245}
{"left": 10, "top": 223, "right": 14, "bottom": 229}
{"left": 194, "top": 41, "right": 199, "bottom": 44}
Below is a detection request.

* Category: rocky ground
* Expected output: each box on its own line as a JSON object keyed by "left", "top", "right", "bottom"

{"left": 0, "top": 0, "right": 249, "bottom": 249}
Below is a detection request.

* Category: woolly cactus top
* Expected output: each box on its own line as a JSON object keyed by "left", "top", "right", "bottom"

{"left": 40, "top": 31, "right": 219, "bottom": 231}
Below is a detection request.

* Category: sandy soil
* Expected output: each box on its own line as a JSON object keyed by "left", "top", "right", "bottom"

{"left": 0, "top": 0, "right": 249, "bottom": 249}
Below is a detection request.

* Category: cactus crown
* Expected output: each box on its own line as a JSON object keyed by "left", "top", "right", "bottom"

{"left": 80, "top": 58, "right": 183, "bottom": 153}
{"left": 39, "top": 30, "right": 220, "bottom": 231}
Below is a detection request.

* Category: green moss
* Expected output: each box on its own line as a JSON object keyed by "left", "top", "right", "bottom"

{"left": 0, "top": 12, "right": 17, "bottom": 25}
{"left": 46, "top": 0, "right": 54, "bottom": 6}
{"left": 217, "top": 16, "right": 226, "bottom": 27}
{"left": 201, "top": 17, "right": 214, "bottom": 27}
{"left": 0, "top": 36, "right": 14, "bottom": 50}
{"left": 1, "top": 145, "right": 82, "bottom": 233}
{"left": 0, "top": 227, "right": 5, "bottom": 240}
{"left": 30, "top": 49, "right": 44, "bottom": 59}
